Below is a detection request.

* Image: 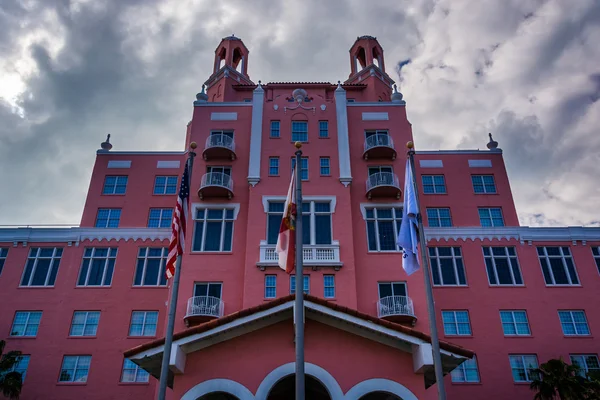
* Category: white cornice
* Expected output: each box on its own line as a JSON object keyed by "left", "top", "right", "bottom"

{"left": 96, "top": 151, "right": 185, "bottom": 156}
{"left": 425, "top": 227, "right": 600, "bottom": 244}
{"left": 416, "top": 150, "right": 502, "bottom": 155}
{"left": 346, "top": 102, "right": 405, "bottom": 107}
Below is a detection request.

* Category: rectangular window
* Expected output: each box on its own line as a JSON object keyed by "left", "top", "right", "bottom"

{"left": 365, "top": 130, "right": 391, "bottom": 146}
{"left": 500, "top": 311, "right": 531, "bottom": 336}
{"left": 10, "top": 311, "right": 42, "bottom": 337}
{"left": 320, "top": 157, "right": 330, "bottom": 176}
{"left": 8, "top": 355, "right": 30, "bottom": 382}
{"left": 267, "top": 202, "right": 284, "bottom": 245}
{"left": 570, "top": 355, "right": 600, "bottom": 377}
{"left": 20, "top": 247, "right": 63, "bottom": 287}
{"left": 509, "top": 355, "right": 539, "bottom": 382}
{"left": 194, "top": 282, "right": 222, "bottom": 298}
{"left": 483, "top": 247, "right": 523, "bottom": 285}
{"left": 95, "top": 208, "right": 121, "bottom": 228}
{"left": 426, "top": 208, "right": 452, "bottom": 227}
{"left": 0, "top": 247, "right": 7, "bottom": 276}
{"left": 291, "top": 157, "right": 309, "bottom": 180}
{"left": 102, "top": 176, "right": 128, "bottom": 195}
{"left": 129, "top": 311, "right": 158, "bottom": 337}
{"left": 429, "top": 247, "right": 467, "bottom": 286}
{"left": 290, "top": 275, "right": 310, "bottom": 294}
{"left": 472, "top": 174, "right": 497, "bottom": 193}
{"left": 154, "top": 176, "right": 178, "bottom": 195}
{"left": 319, "top": 121, "right": 329, "bottom": 138}
{"left": 265, "top": 275, "right": 277, "bottom": 299}
{"left": 270, "top": 121, "right": 280, "bottom": 138}
{"left": 365, "top": 207, "right": 402, "bottom": 252}
{"left": 324, "top": 275, "right": 335, "bottom": 298}
{"left": 192, "top": 208, "right": 235, "bottom": 252}
{"left": 147, "top": 208, "right": 173, "bottom": 228}
{"left": 451, "top": 356, "right": 480, "bottom": 383}
{"left": 77, "top": 248, "right": 117, "bottom": 287}
{"left": 422, "top": 175, "right": 446, "bottom": 194}
{"left": 537, "top": 247, "right": 579, "bottom": 285}
{"left": 69, "top": 311, "right": 100, "bottom": 337}
{"left": 378, "top": 282, "right": 407, "bottom": 298}
{"left": 269, "top": 157, "right": 280, "bottom": 176}
{"left": 558, "top": 310, "right": 590, "bottom": 336}
{"left": 121, "top": 359, "right": 149, "bottom": 383}
{"left": 134, "top": 248, "right": 168, "bottom": 286}
{"left": 59, "top": 355, "right": 91, "bottom": 383}
{"left": 478, "top": 208, "right": 504, "bottom": 227}
{"left": 442, "top": 311, "right": 472, "bottom": 335}
{"left": 267, "top": 200, "right": 332, "bottom": 245}
{"left": 209, "top": 130, "right": 234, "bottom": 138}
{"left": 592, "top": 247, "right": 600, "bottom": 274}
{"left": 291, "top": 121, "right": 308, "bottom": 142}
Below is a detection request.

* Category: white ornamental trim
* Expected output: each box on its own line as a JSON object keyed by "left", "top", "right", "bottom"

{"left": 424, "top": 227, "right": 600, "bottom": 245}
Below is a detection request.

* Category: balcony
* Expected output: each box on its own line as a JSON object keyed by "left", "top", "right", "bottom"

{"left": 377, "top": 295, "right": 416, "bottom": 325}
{"left": 365, "top": 172, "right": 401, "bottom": 199}
{"left": 257, "top": 241, "right": 342, "bottom": 270}
{"left": 363, "top": 134, "right": 396, "bottom": 160}
{"left": 198, "top": 172, "right": 234, "bottom": 200}
{"left": 203, "top": 134, "right": 236, "bottom": 161}
{"left": 184, "top": 296, "right": 224, "bottom": 326}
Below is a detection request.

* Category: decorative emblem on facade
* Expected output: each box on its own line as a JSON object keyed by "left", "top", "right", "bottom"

{"left": 284, "top": 88, "right": 316, "bottom": 114}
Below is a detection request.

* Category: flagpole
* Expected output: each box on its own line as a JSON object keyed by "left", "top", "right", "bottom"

{"left": 294, "top": 141, "right": 305, "bottom": 400}
{"left": 157, "top": 142, "right": 196, "bottom": 400}
{"left": 407, "top": 141, "right": 447, "bottom": 400}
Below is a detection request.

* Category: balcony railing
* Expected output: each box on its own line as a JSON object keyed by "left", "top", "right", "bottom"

{"left": 185, "top": 296, "right": 224, "bottom": 320}
{"left": 198, "top": 172, "right": 234, "bottom": 199}
{"left": 365, "top": 172, "right": 401, "bottom": 199}
{"left": 377, "top": 295, "right": 415, "bottom": 319}
{"left": 203, "top": 134, "right": 236, "bottom": 160}
{"left": 257, "top": 241, "right": 342, "bottom": 269}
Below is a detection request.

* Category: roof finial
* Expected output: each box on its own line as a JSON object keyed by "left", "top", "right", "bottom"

{"left": 487, "top": 132, "right": 499, "bottom": 150}
{"left": 100, "top": 134, "right": 113, "bottom": 152}
{"left": 391, "top": 84, "right": 403, "bottom": 103}
{"left": 195, "top": 85, "right": 208, "bottom": 102}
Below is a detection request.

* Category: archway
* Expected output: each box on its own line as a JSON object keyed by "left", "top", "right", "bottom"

{"left": 267, "top": 375, "right": 331, "bottom": 400}
{"left": 198, "top": 393, "right": 239, "bottom": 400}
{"left": 359, "top": 392, "right": 402, "bottom": 400}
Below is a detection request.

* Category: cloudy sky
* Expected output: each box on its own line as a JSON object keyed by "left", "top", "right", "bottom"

{"left": 1, "top": 0, "right": 599, "bottom": 226}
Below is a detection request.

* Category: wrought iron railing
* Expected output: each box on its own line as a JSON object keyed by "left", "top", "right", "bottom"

{"left": 185, "top": 296, "right": 224, "bottom": 319}
{"left": 366, "top": 172, "right": 400, "bottom": 192}
{"left": 201, "top": 172, "right": 234, "bottom": 191}
{"left": 377, "top": 295, "right": 415, "bottom": 318}
{"left": 205, "top": 134, "right": 235, "bottom": 152}
{"left": 364, "top": 133, "right": 394, "bottom": 152}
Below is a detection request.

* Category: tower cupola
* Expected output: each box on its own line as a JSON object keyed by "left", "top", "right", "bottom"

{"left": 213, "top": 35, "right": 250, "bottom": 78}
{"left": 349, "top": 35, "right": 386, "bottom": 76}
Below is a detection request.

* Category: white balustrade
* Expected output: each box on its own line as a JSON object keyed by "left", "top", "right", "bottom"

{"left": 201, "top": 172, "right": 234, "bottom": 191}
{"left": 185, "top": 296, "right": 224, "bottom": 319}
{"left": 258, "top": 242, "right": 341, "bottom": 266}
{"left": 364, "top": 133, "right": 394, "bottom": 152}
{"left": 377, "top": 295, "right": 414, "bottom": 318}
{"left": 205, "top": 134, "right": 236, "bottom": 152}
{"left": 365, "top": 172, "right": 400, "bottom": 191}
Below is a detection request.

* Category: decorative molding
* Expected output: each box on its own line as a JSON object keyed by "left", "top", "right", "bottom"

{"left": 181, "top": 379, "right": 254, "bottom": 400}
{"left": 424, "top": 227, "right": 600, "bottom": 243}
{"left": 345, "top": 379, "right": 418, "bottom": 400}
{"left": 157, "top": 160, "right": 181, "bottom": 169}
{"left": 247, "top": 84, "right": 264, "bottom": 186}
{"left": 210, "top": 112, "right": 238, "bottom": 121}
{"left": 0, "top": 227, "right": 170, "bottom": 245}
{"left": 334, "top": 84, "right": 352, "bottom": 184}
{"left": 247, "top": 177, "right": 260, "bottom": 187}
{"left": 419, "top": 160, "right": 443, "bottom": 168}
{"left": 98, "top": 151, "right": 185, "bottom": 155}
{"left": 359, "top": 202, "right": 402, "bottom": 220}
{"left": 191, "top": 202, "right": 241, "bottom": 220}
{"left": 416, "top": 150, "right": 502, "bottom": 155}
{"left": 194, "top": 102, "right": 253, "bottom": 107}
{"left": 362, "top": 112, "right": 389, "bottom": 121}
{"left": 107, "top": 160, "right": 131, "bottom": 168}
{"left": 468, "top": 159, "right": 492, "bottom": 168}
{"left": 261, "top": 195, "right": 337, "bottom": 213}
{"left": 346, "top": 102, "right": 405, "bottom": 107}
{"left": 339, "top": 177, "right": 352, "bottom": 187}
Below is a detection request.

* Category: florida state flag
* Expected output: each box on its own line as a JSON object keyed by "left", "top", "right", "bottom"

{"left": 276, "top": 172, "right": 296, "bottom": 274}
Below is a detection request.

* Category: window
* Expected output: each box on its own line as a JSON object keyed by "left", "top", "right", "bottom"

{"left": 192, "top": 208, "right": 235, "bottom": 252}
{"left": 102, "top": 176, "right": 128, "bottom": 195}
{"left": 95, "top": 208, "right": 121, "bottom": 228}
{"left": 147, "top": 208, "right": 172, "bottom": 228}
{"left": 426, "top": 208, "right": 452, "bottom": 227}
{"left": 267, "top": 200, "right": 332, "bottom": 245}
{"left": 59, "top": 355, "right": 91, "bottom": 383}
{"left": 265, "top": 275, "right": 277, "bottom": 299}
{"left": 422, "top": 175, "right": 446, "bottom": 194}
{"left": 365, "top": 207, "right": 402, "bottom": 251}
{"left": 194, "top": 282, "right": 222, "bottom": 299}
{"left": 592, "top": 247, "right": 600, "bottom": 274}
{"left": 472, "top": 175, "right": 496, "bottom": 193}
{"left": 20, "top": 247, "right": 63, "bottom": 287}
{"left": 290, "top": 275, "right": 309, "bottom": 294}
{"left": 537, "top": 247, "right": 579, "bottom": 286}
{"left": 442, "top": 311, "right": 472, "bottom": 335}
{"left": 134, "top": 248, "right": 168, "bottom": 286}
{"left": 320, "top": 157, "right": 330, "bottom": 176}
{"left": 270, "top": 121, "right": 280, "bottom": 138}
{"left": 558, "top": 310, "right": 590, "bottom": 336}
{"left": 77, "top": 248, "right": 117, "bottom": 287}
{"left": 478, "top": 208, "right": 504, "bottom": 227}
{"left": 69, "top": 311, "right": 100, "bottom": 337}
{"left": 451, "top": 356, "right": 479, "bottom": 383}
{"left": 509, "top": 355, "right": 539, "bottom": 382}
{"left": 7, "top": 355, "right": 30, "bottom": 382}
{"left": 291, "top": 157, "right": 309, "bottom": 180}
{"left": 269, "top": 157, "right": 279, "bottom": 176}
{"left": 291, "top": 121, "right": 308, "bottom": 142}
{"left": 0, "top": 247, "right": 7, "bottom": 276}
{"left": 154, "top": 176, "right": 178, "bottom": 195}
{"left": 365, "top": 130, "right": 392, "bottom": 147}
{"left": 121, "top": 359, "right": 149, "bottom": 383}
{"left": 10, "top": 311, "right": 42, "bottom": 337}
{"left": 319, "top": 121, "right": 329, "bottom": 138}
{"left": 324, "top": 275, "right": 335, "bottom": 298}
{"left": 209, "top": 130, "right": 234, "bottom": 139}
{"left": 347, "top": 98, "right": 355, "bottom": 103}
{"left": 500, "top": 311, "right": 531, "bottom": 335}
{"left": 483, "top": 247, "right": 523, "bottom": 285}
{"left": 378, "top": 282, "right": 407, "bottom": 298}
{"left": 429, "top": 247, "right": 467, "bottom": 286}
{"left": 570, "top": 355, "right": 600, "bottom": 377}
{"left": 129, "top": 311, "right": 158, "bottom": 336}
{"left": 267, "top": 202, "right": 284, "bottom": 245}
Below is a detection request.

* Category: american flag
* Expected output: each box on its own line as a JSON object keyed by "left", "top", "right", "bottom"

{"left": 165, "top": 160, "right": 190, "bottom": 279}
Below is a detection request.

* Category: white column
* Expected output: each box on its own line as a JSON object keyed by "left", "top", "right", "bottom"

{"left": 334, "top": 82, "right": 352, "bottom": 186}
{"left": 248, "top": 82, "right": 264, "bottom": 186}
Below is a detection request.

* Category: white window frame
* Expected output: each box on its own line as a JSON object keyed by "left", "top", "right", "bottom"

{"left": 134, "top": 247, "right": 168, "bottom": 287}
{"left": 77, "top": 247, "right": 117, "bottom": 287}
{"left": 147, "top": 208, "right": 173, "bottom": 228}
{"left": 592, "top": 246, "right": 600, "bottom": 275}
{"left": 69, "top": 311, "right": 100, "bottom": 337}
{"left": 472, "top": 174, "right": 497, "bottom": 194}
{"left": 363, "top": 206, "right": 403, "bottom": 252}
{"left": 59, "top": 355, "right": 91, "bottom": 383}
{"left": 20, "top": 247, "right": 63, "bottom": 287}
{"left": 451, "top": 356, "right": 479, "bottom": 383}
{"left": 0, "top": 247, "right": 7, "bottom": 276}
{"left": 270, "top": 120, "right": 280, "bottom": 138}
{"left": 269, "top": 157, "right": 279, "bottom": 176}
{"left": 483, "top": 247, "right": 524, "bottom": 286}
{"left": 192, "top": 206, "right": 237, "bottom": 252}
{"left": 324, "top": 275, "right": 335, "bottom": 298}
{"left": 537, "top": 247, "right": 580, "bottom": 286}
{"left": 193, "top": 282, "right": 223, "bottom": 299}
{"left": 121, "top": 359, "right": 150, "bottom": 383}
{"left": 509, "top": 355, "right": 539, "bottom": 382}
{"left": 129, "top": 311, "right": 159, "bottom": 337}
{"left": 441, "top": 310, "right": 472, "bottom": 336}
{"left": 95, "top": 208, "right": 121, "bottom": 228}
{"left": 422, "top": 175, "right": 446, "bottom": 194}
{"left": 500, "top": 310, "right": 531, "bottom": 336}
{"left": 320, "top": 157, "right": 330, "bottom": 176}
{"left": 319, "top": 121, "right": 329, "bottom": 138}
{"left": 102, "top": 175, "right": 128, "bottom": 195}
{"left": 265, "top": 275, "right": 277, "bottom": 299}
{"left": 478, "top": 207, "right": 504, "bottom": 227}
{"left": 154, "top": 175, "right": 178, "bottom": 195}
{"left": 570, "top": 354, "right": 600, "bottom": 377}
{"left": 290, "top": 275, "right": 310, "bottom": 294}
{"left": 209, "top": 129, "right": 234, "bottom": 138}
{"left": 426, "top": 208, "right": 452, "bottom": 227}
{"left": 10, "top": 311, "right": 42, "bottom": 337}
{"left": 291, "top": 120, "right": 308, "bottom": 142}
{"left": 558, "top": 310, "right": 590, "bottom": 336}
{"left": 429, "top": 247, "right": 467, "bottom": 286}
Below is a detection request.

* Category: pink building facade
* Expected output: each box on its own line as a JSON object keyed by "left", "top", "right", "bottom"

{"left": 1, "top": 35, "right": 600, "bottom": 400}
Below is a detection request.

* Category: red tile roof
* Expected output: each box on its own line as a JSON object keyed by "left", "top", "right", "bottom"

{"left": 124, "top": 294, "right": 474, "bottom": 358}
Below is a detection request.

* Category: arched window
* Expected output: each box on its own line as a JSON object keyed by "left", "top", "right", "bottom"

{"left": 356, "top": 47, "right": 367, "bottom": 69}
{"left": 232, "top": 48, "right": 243, "bottom": 73}
{"left": 217, "top": 48, "right": 226, "bottom": 71}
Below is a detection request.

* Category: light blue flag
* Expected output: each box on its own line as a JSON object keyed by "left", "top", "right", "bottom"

{"left": 397, "top": 159, "right": 420, "bottom": 275}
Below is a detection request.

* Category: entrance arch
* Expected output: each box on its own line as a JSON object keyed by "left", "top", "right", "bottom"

{"left": 345, "top": 379, "right": 418, "bottom": 400}
{"left": 199, "top": 393, "right": 240, "bottom": 400}
{"left": 359, "top": 392, "right": 402, "bottom": 400}
{"left": 181, "top": 378, "right": 254, "bottom": 400}
{"left": 267, "top": 374, "right": 330, "bottom": 400}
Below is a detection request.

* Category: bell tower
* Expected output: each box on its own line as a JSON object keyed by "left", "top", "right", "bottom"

{"left": 349, "top": 35, "right": 385, "bottom": 76}
{"left": 205, "top": 35, "right": 254, "bottom": 102}
{"left": 345, "top": 35, "right": 394, "bottom": 102}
